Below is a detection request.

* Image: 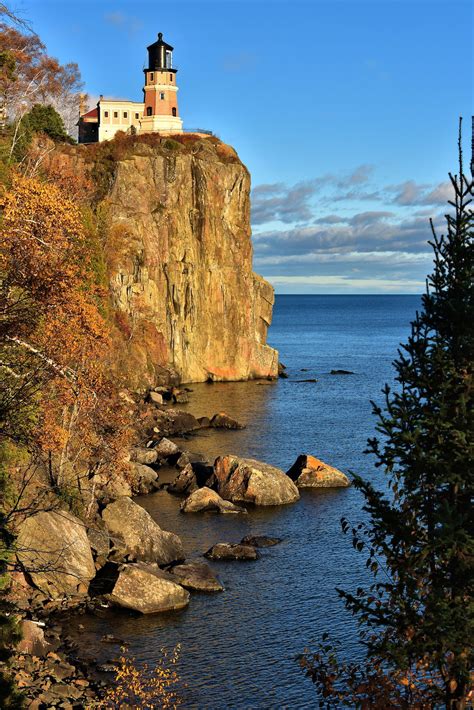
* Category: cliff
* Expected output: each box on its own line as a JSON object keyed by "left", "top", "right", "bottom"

{"left": 53, "top": 135, "right": 277, "bottom": 388}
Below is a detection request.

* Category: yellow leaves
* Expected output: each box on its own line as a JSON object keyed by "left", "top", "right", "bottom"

{"left": 98, "top": 644, "right": 183, "bottom": 709}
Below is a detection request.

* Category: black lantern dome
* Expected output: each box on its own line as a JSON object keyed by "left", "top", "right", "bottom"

{"left": 146, "top": 32, "right": 177, "bottom": 72}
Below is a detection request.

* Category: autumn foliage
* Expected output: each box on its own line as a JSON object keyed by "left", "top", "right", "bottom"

{"left": 0, "top": 173, "right": 130, "bottom": 501}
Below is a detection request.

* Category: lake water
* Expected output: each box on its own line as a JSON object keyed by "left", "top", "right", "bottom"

{"left": 74, "top": 295, "right": 420, "bottom": 709}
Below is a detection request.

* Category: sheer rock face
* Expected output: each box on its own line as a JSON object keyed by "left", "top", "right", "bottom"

{"left": 102, "top": 140, "right": 278, "bottom": 386}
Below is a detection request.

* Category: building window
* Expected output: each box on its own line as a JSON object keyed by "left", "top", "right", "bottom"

{"left": 160, "top": 92, "right": 165, "bottom": 100}
{"left": 150, "top": 72, "right": 154, "bottom": 82}
{"left": 135, "top": 113, "right": 139, "bottom": 119}
{"left": 104, "top": 111, "right": 109, "bottom": 117}
{"left": 146, "top": 106, "right": 152, "bottom": 116}
{"left": 170, "top": 74, "right": 173, "bottom": 81}
{"left": 123, "top": 111, "right": 128, "bottom": 118}
{"left": 113, "top": 111, "right": 118, "bottom": 118}
{"left": 172, "top": 107, "right": 177, "bottom": 117}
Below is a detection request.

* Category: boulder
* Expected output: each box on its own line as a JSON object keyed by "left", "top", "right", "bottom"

{"left": 205, "top": 543, "right": 258, "bottom": 561}
{"left": 286, "top": 455, "right": 351, "bottom": 488}
{"left": 241, "top": 535, "right": 282, "bottom": 547}
{"left": 197, "top": 416, "right": 211, "bottom": 428}
{"left": 16, "top": 510, "right": 96, "bottom": 598}
{"left": 102, "top": 497, "right": 184, "bottom": 565}
{"left": 210, "top": 413, "right": 244, "bottom": 429}
{"left": 278, "top": 362, "right": 289, "bottom": 379}
{"left": 131, "top": 462, "right": 159, "bottom": 494}
{"left": 154, "top": 437, "right": 180, "bottom": 460}
{"left": 168, "top": 464, "right": 198, "bottom": 495}
{"left": 17, "top": 620, "right": 50, "bottom": 656}
{"left": 131, "top": 447, "right": 158, "bottom": 465}
{"left": 213, "top": 455, "right": 300, "bottom": 506}
{"left": 180, "top": 487, "right": 246, "bottom": 514}
{"left": 147, "top": 391, "right": 164, "bottom": 406}
{"left": 107, "top": 563, "right": 189, "bottom": 614}
{"left": 169, "top": 562, "right": 223, "bottom": 592}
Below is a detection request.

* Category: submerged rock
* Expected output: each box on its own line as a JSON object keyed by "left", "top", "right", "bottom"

{"left": 205, "top": 543, "right": 258, "bottom": 561}
{"left": 213, "top": 455, "right": 300, "bottom": 506}
{"left": 286, "top": 455, "right": 351, "bottom": 488}
{"left": 102, "top": 497, "right": 184, "bottom": 564}
{"left": 107, "top": 563, "right": 189, "bottom": 614}
{"left": 16, "top": 510, "right": 96, "bottom": 598}
{"left": 170, "top": 562, "right": 223, "bottom": 592}
{"left": 241, "top": 535, "right": 282, "bottom": 547}
{"left": 210, "top": 413, "right": 244, "bottom": 429}
{"left": 180, "top": 487, "right": 246, "bottom": 514}
{"left": 330, "top": 369, "right": 354, "bottom": 375}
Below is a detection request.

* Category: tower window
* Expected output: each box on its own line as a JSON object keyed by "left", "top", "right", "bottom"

{"left": 170, "top": 74, "right": 173, "bottom": 81}
{"left": 150, "top": 72, "right": 154, "bottom": 82}
{"left": 160, "top": 92, "right": 165, "bottom": 100}
{"left": 172, "top": 107, "right": 177, "bottom": 117}
{"left": 123, "top": 111, "right": 128, "bottom": 118}
{"left": 104, "top": 111, "right": 109, "bottom": 118}
{"left": 113, "top": 111, "right": 118, "bottom": 118}
{"left": 135, "top": 113, "right": 139, "bottom": 119}
{"left": 146, "top": 107, "right": 152, "bottom": 116}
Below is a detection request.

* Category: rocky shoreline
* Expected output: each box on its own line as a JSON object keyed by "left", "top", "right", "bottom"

{"left": 9, "top": 383, "right": 351, "bottom": 707}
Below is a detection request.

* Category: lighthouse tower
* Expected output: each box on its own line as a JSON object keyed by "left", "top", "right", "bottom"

{"left": 140, "top": 32, "right": 183, "bottom": 134}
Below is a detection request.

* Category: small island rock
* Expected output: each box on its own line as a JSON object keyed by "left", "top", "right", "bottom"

{"left": 214, "top": 455, "right": 300, "bottom": 506}
{"left": 241, "top": 535, "right": 282, "bottom": 547}
{"left": 205, "top": 543, "right": 258, "bottom": 561}
{"left": 170, "top": 562, "right": 223, "bottom": 592}
{"left": 286, "top": 455, "right": 351, "bottom": 488}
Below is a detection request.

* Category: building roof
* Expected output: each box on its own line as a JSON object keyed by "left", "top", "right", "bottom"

{"left": 80, "top": 107, "right": 98, "bottom": 121}
{"left": 147, "top": 31, "right": 173, "bottom": 52}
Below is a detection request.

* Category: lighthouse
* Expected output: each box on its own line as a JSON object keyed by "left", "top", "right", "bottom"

{"left": 140, "top": 32, "right": 183, "bottom": 134}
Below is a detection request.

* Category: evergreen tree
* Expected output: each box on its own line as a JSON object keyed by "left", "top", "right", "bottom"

{"left": 301, "top": 124, "right": 473, "bottom": 709}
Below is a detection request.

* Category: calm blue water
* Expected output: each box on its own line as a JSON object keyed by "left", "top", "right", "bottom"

{"left": 74, "top": 295, "right": 420, "bottom": 709}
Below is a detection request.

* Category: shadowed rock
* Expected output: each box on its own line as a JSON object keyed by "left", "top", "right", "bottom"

{"left": 213, "top": 455, "right": 300, "bottom": 506}
{"left": 205, "top": 543, "right": 258, "bottom": 561}
{"left": 170, "top": 562, "right": 223, "bottom": 592}
{"left": 286, "top": 455, "right": 351, "bottom": 488}
{"left": 241, "top": 535, "right": 282, "bottom": 547}
{"left": 210, "top": 413, "right": 244, "bottom": 429}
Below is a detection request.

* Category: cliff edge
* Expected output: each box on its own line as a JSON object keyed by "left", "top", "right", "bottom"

{"left": 53, "top": 135, "right": 278, "bottom": 387}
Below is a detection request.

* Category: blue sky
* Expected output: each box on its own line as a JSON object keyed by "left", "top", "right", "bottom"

{"left": 20, "top": 0, "right": 473, "bottom": 293}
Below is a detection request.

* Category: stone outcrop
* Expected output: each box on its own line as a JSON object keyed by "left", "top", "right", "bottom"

{"left": 169, "top": 562, "right": 223, "bottom": 592}
{"left": 107, "top": 563, "right": 190, "bottom": 614}
{"left": 180, "top": 487, "right": 246, "bottom": 514}
{"left": 213, "top": 455, "right": 300, "bottom": 506}
{"left": 16, "top": 511, "right": 96, "bottom": 598}
{"left": 101, "top": 497, "right": 184, "bottom": 564}
{"left": 205, "top": 543, "right": 258, "bottom": 561}
{"left": 286, "top": 455, "right": 351, "bottom": 488}
{"left": 54, "top": 136, "right": 278, "bottom": 387}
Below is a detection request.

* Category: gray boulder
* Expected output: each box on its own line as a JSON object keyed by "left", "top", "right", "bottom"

{"left": 107, "top": 563, "right": 189, "bottom": 614}
{"left": 213, "top": 455, "right": 300, "bottom": 506}
{"left": 102, "top": 497, "right": 184, "bottom": 565}
{"left": 205, "top": 543, "right": 258, "bottom": 561}
{"left": 286, "top": 455, "right": 351, "bottom": 488}
{"left": 131, "top": 447, "right": 158, "bottom": 465}
{"left": 170, "top": 562, "right": 223, "bottom": 592}
{"left": 130, "top": 462, "right": 160, "bottom": 494}
{"left": 180, "top": 487, "right": 246, "bottom": 514}
{"left": 16, "top": 510, "right": 96, "bottom": 598}
{"left": 147, "top": 391, "right": 164, "bottom": 406}
{"left": 154, "top": 437, "right": 180, "bottom": 460}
